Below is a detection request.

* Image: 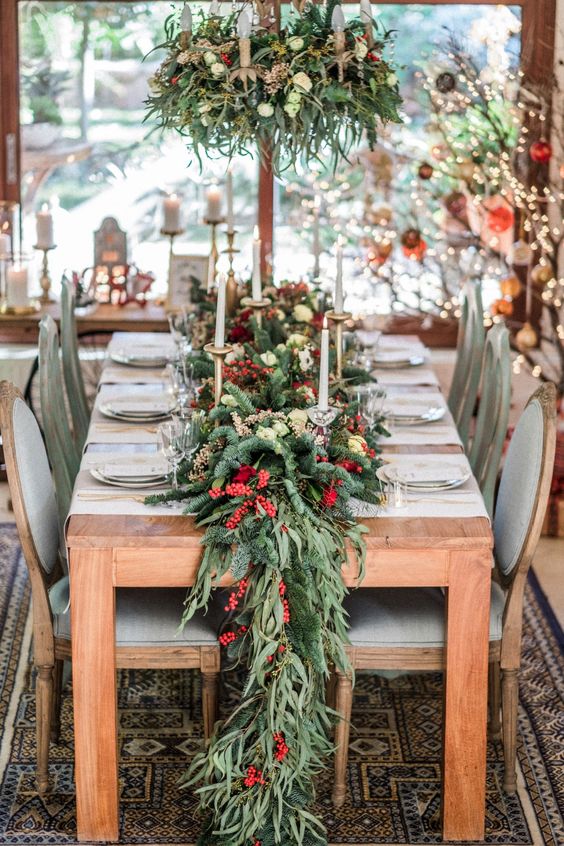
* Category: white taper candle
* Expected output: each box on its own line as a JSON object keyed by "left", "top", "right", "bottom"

{"left": 214, "top": 273, "right": 226, "bottom": 348}
{"left": 252, "top": 225, "right": 262, "bottom": 301}
{"left": 318, "top": 315, "right": 329, "bottom": 412}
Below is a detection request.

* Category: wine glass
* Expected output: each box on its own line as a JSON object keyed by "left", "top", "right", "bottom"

{"left": 158, "top": 420, "right": 186, "bottom": 490}
{"left": 167, "top": 359, "right": 195, "bottom": 416}
{"left": 355, "top": 384, "right": 387, "bottom": 430}
{"left": 182, "top": 410, "right": 204, "bottom": 460}
{"left": 168, "top": 309, "right": 193, "bottom": 357}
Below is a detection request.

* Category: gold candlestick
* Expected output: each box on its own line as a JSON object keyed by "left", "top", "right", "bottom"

{"left": 241, "top": 297, "right": 271, "bottom": 329}
{"left": 204, "top": 342, "right": 233, "bottom": 407}
{"left": 204, "top": 217, "right": 225, "bottom": 281}
{"left": 326, "top": 310, "right": 352, "bottom": 379}
{"left": 34, "top": 244, "right": 57, "bottom": 304}
{"left": 221, "top": 230, "right": 240, "bottom": 316}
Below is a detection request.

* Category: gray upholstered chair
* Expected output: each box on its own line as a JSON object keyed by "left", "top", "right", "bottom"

{"left": 60, "top": 278, "right": 90, "bottom": 453}
{"left": 469, "top": 321, "right": 511, "bottom": 516}
{"left": 448, "top": 281, "right": 485, "bottom": 447}
{"left": 38, "top": 314, "right": 80, "bottom": 529}
{"left": 333, "top": 383, "right": 556, "bottom": 806}
{"left": 0, "top": 381, "right": 222, "bottom": 796}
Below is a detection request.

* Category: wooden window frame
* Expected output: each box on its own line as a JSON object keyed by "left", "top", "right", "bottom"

{"left": 0, "top": 0, "right": 557, "bottom": 269}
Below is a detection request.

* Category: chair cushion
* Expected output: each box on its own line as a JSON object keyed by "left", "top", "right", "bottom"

{"left": 50, "top": 580, "right": 223, "bottom": 647}
{"left": 344, "top": 584, "right": 505, "bottom": 648}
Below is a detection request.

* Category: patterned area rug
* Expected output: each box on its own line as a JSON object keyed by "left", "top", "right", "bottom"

{"left": 0, "top": 523, "right": 562, "bottom": 845}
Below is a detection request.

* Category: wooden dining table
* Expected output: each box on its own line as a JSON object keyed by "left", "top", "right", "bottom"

{"left": 66, "top": 338, "right": 493, "bottom": 844}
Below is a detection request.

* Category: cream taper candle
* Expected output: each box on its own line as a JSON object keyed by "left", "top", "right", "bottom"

{"left": 252, "top": 225, "right": 262, "bottom": 300}
{"left": 318, "top": 315, "right": 329, "bottom": 412}
{"left": 214, "top": 273, "right": 227, "bottom": 347}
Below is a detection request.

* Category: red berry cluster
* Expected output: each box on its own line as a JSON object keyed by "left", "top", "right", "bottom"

{"left": 337, "top": 459, "right": 363, "bottom": 474}
{"left": 315, "top": 455, "right": 329, "bottom": 463}
{"left": 225, "top": 482, "right": 254, "bottom": 497}
{"left": 208, "top": 487, "right": 224, "bottom": 499}
{"left": 223, "top": 577, "right": 249, "bottom": 612}
{"left": 220, "top": 52, "right": 232, "bottom": 66}
{"left": 255, "top": 493, "right": 277, "bottom": 517}
{"left": 273, "top": 732, "right": 289, "bottom": 762}
{"left": 367, "top": 53, "right": 380, "bottom": 62}
{"left": 267, "top": 643, "right": 286, "bottom": 664}
{"left": 218, "top": 624, "right": 247, "bottom": 647}
{"left": 279, "top": 580, "right": 290, "bottom": 623}
{"left": 244, "top": 765, "right": 265, "bottom": 788}
{"left": 257, "top": 469, "right": 270, "bottom": 489}
{"left": 321, "top": 484, "right": 338, "bottom": 509}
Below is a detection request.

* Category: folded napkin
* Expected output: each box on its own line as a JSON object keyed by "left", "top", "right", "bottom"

{"left": 384, "top": 424, "right": 462, "bottom": 447}
{"left": 372, "top": 368, "right": 439, "bottom": 387}
{"left": 86, "top": 422, "right": 160, "bottom": 445}
{"left": 105, "top": 398, "right": 173, "bottom": 415}
{"left": 82, "top": 452, "right": 168, "bottom": 478}
{"left": 67, "top": 470, "right": 183, "bottom": 521}
{"left": 99, "top": 366, "right": 168, "bottom": 385}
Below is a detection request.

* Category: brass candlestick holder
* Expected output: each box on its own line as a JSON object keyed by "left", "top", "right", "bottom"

{"left": 34, "top": 244, "right": 57, "bottom": 304}
{"left": 222, "top": 230, "right": 240, "bottom": 316}
{"left": 204, "top": 217, "right": 225, "bottom": 281}
{"left": 326, "top": 310, "right": 352, "bottom": 379}
{"left": 241, "top": 297, "right": 270, "bottom": 329}
{"left": 204, "top": 342, "right": 233, "bottom": 407}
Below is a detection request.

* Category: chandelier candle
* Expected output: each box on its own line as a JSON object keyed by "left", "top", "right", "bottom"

{"left": 180, "top": 2, "right": 192, "bottom": 48}
{"left": 163, "top": 193, "right": 181, "bottom": 232}
{"left": 206, "top": 184, "right": 222, "bottom": 221}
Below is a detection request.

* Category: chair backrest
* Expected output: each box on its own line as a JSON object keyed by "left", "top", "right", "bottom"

{"left": 494, "top": 382, "right": 556, "bottom": 580}
{"left": 469, "top": 321, "right": 512, "bottom": 516}
{"left": 60, "top": 278, "right": 90, "bottom": 452}
{"left": 0, "top": 381, "right": 60, "bottom": 662}
{"left": 448, "top": 281, "right": 485, "bottom": 447}
{"left": 39, "top": 314, "right": 80, "bottom": 527}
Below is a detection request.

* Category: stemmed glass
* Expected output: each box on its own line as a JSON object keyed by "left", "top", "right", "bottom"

{"left": 181, "top": 410, "right": 204, "bottom": 461}
{"left": 355, "top": 384, "right": 387, "bottom": 430}
{"left": 166, "top": 359, "right": 195, "bottom": 416}
{"left": 158, "top": 420, "right": 186, "bottom": 490}
{"left": 167, "top": 310, "right": 193, "bottom": 357}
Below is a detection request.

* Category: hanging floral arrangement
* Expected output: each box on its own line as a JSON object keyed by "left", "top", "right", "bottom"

{"left": 146, "top": 1, "right": 403, "bottom": 174}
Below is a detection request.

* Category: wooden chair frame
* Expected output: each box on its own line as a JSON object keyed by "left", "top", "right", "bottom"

{"left": 60, "top": 279, "right": 90, "bottom": 453}
{"left": 0, "top": 381, "right": 219, "bottom": 796}
{"left": 332, "top": 382, "right": 557, "bottom": 805}
{"left": 448, "top": 281, "right": 485, "bottom": 447}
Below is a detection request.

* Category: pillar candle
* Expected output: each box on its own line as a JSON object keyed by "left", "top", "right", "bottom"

{"left": 0, "top": 233, "right": 11, "bottom": 258}
{"left": 251, "top": 225, "right": 262, "bottom": 301}
{"left": 6, "top": 265, "right": 28, "bottom": 307}
{"left": 226, "top": 168, "right": 234, "bottom": 233}
{"left": 35, "top": 204, "right": 54, "bottom": 249}
{"left": 318, "top": 315, "right": 329, "bottom": 412}
{"left": 335, "top": 237, "right": 344, "bottom": 313}
{"left": 163, "top": 193, "right": 181, "bottom": 232}
{"left": 214, "top": 273, "right": 226, "bottom": 348}
{"left": 206, "top": 185, "right": 222, "bottom": 221}
{"left": 181, "top": 3, "right": 192, "bottom": 31}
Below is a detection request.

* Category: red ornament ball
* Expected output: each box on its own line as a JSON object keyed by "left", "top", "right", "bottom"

{"left": 529, "top": 140, "right": 552, "bottom": 164}
{"left": 486, "top": 205, "right": 514, "bottom": 233}
{"left": 401, "top": 228, "right": 421, "bottom": 250}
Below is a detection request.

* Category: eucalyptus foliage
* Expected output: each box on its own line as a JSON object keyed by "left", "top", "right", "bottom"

{"left": 146, "top": 3, "right": 402, "bottom": 173}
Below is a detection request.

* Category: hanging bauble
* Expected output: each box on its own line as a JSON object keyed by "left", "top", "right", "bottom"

{"left": 401, "top": 228, "right": 421, "bottom": 250}
{"left": 373, "top": 205, "right": 393, "bottom": 224}
{"left": 444, "top": 191, "right": 467, "bottom": 217}
{"left": 436, "top": 71, "right": 456, "bottom": 93}
{"left": 376, "top": 239, "right": 393, "bottom": 260}
{"left": 509, "top": 238, "right": 533, "bottom": 267}
{"left": 529, "top": 140, "right": 552, "bottom": 164}
{"left": 486, "top": 205, "right": 515, "bottom": 234}
{"left": 500, "top": 275, "right": 522, "bottom": 298}
{"left": 490, "top": 298, "right": 514, "bottom": 317}
{"left": 418, "top": 162, "right": 434, "bottom": 180}
{"left": 531, "top": 263, "right": 554, "bottom": 286}
{"left": 516, "top": 321, "right": 538, "bottom": 349}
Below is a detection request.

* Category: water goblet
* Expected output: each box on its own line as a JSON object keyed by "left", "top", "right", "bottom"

{"left": 158, "top": 420, "right": 186, "bottom": 490}
{"left": 355, "top": 384, "right": 387, "bottom": 430}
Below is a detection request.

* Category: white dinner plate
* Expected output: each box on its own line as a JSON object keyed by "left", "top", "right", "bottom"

{"left": 89, "top": 468, "right": 169, "bottom": 489}
{"left": 110, "top": 349, "right": 170, "bottom": 368}
{"left": 376, "top": 464, "right": 471, "bottom": 492}
{"left": 372, "top": 353, "right": 425, "bottom": 369}
{"left": 98, "top": 404, "right": 172, "bottom": 423}
{"left": 384, "top": 406, "right": 445, "bottom": 425}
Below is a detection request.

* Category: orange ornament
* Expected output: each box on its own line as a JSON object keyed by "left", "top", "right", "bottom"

{"left": 486, "top": 205, "right": 515, "bottom": 233}
{"left": 500, "top": 276, "right": 521, "bottom": 298}
{"left": 491, "top": 298, "right": 514, "bottom": 317}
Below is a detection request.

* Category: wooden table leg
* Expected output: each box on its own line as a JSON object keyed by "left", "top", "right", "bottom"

{"left": 70, "top": 548, "right": 119, "bottom": 842}
{"left": 443, "top": 549, "right": 491, "bottom": 841}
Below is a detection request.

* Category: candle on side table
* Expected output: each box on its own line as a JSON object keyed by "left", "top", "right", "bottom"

{"left": 163, "top": 193, "right": 181, "bottom": 232}
{"left": 6, "top": 264, "right": 29, "bottom": 308}
{"left": 251, "top": 225, "right": 262, "bottom": 301}
{"left": 214, "top": 273, "right": 227, "bottom": 348}
{"left": 206, "top": 185, "right": 223, "bottom": 221}
{"left": 35, "top": 204, "right": 54, "bottom": 250}
{"left": 318, "top": 315, "right": 329, "bottom": 412}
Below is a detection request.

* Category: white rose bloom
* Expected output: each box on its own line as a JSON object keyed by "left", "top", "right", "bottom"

{"left": 287, "top": 333, "right": 307, "bottom": 347}
{"left": 211, "top": 62, "right": 226, "bottom": 78}
{"left": 287, "top": 90, "right": 302, "bottom": 105}
{"left": 348, "top": 434, "right": 367, "bottom": 454}
{"left": 258, "top": 102, "right": 274, "bottom": 117}
{"left": 293, "top": 304, "right": 313, "bottom": 323}
{"left": 272, "top": 421, "right": 290, "bottom": 437}
{"left": 275, "top": 309, "right": 285, "bottom": 321}
{"left": 276, "top": 342, "right": 286, "bottom": 351}
{"left": 221, "top": 394, "right": 238, "bottom": 407}
{"left": 287, "top": 36, "right": 304, "bottom": 52}
{"left": 225, "top": 344, "right": 245, "bottom": 364}
{"left": 260, "top": 351, "right": 277, "bottom": 366}
{"left": 387, "top": 72, "right": 398, "bottom": 86}
{"left": 204, "top": 51, "right": 217, "bottom": 66}
{"left": 292, "top": 71, "right": 312, "bottom": 92}
{"left": 288, "top": 408, "right": 309, "bottom": 430}
{"left": 298, "top": 348, "right": 313, "bottom": 372}
{"left": 256, "top": 426, "right": 278, "bottom": 442}
{"left": 354, "top": 41, "right": 369, "bottom": 59}
{"left": 284, "top": 101, "right": 300, "bottom": 118}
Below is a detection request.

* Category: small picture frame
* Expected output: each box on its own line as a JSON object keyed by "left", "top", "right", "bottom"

{"left": 167, "top": 254, "right": 209, "bottom": 310}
